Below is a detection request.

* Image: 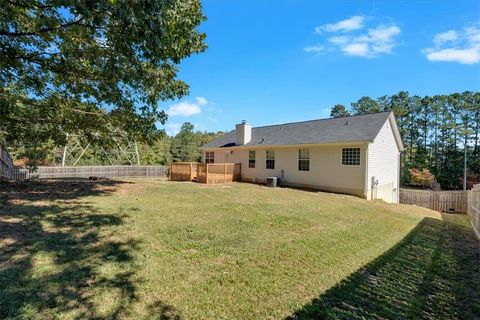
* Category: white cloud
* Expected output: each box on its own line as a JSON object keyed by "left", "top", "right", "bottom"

{"left": 303, "top": 45, "right": 325, "bottom": 53}
{"left": 433, "top": 30, "right": 457, "bottom": 45}
{"left": 364, "top": 25, "right": 401, "bottom": 43}
{"left": 330, "top": 24, "right": 401, "bottom": 57}
{"left": 343, "top": 43, "right": 369, "bottom": 56}
{"left": 425, "top": 47, "right": 480, "bottom": 64}
{"left": 168, "top": 102, "right": 201, "bottom": 116}
{"left": 328, "top": 36, "right": 349, "bottom": 45}
{"left": 424, "top": 25, "right": 480, "bottom": 64}
{"left": 466, "top": 26, "right": 480, "bottom": 43}
{"left": 167, "top": 96, "right": 208, "bottom": 117}
{"left": 196, "top": 96, "right": 208, "bottom": 106}
{"left": 316, "top": 16, "right": 365, "bottom": 33}
{"left": 306, "top": 16, "right": 401, "bottom": 58}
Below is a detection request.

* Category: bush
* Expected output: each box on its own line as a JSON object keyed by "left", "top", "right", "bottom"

{"left": 408, "top": 168, "right": 440, "bottom": 190}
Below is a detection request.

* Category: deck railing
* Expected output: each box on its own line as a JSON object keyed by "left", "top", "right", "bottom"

{"left": 197, "top": 163, "right": 241, "bottom": 184}
{"left": 170, "top": 162, "right": 198, "bottom": 182}
{"left": 170, "top": 162, "right": 241, "bottom": 184}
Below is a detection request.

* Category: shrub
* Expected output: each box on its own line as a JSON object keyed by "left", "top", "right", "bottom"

{"left": 408, "top": 168, "right": 440, "bottom": 190}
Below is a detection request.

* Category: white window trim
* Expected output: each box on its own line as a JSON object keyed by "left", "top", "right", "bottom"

{"left": 248, "top": 150, "right": 256, "bottom": 168}
{"left": 341, "top": 148, "right": 361, "bottom": 166}
{"left": 205, "top": 151, "right": 215, "bottom": 164}
{"left": 298, "top": 148, "right": 310, "bottom": 171}
{"left": 266, "top": 149, "right": 275, "bottom": 170}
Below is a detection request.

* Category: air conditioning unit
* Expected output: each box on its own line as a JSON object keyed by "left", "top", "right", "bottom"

{"left": 266, "top": 177, "right": 278, "bottom": 187}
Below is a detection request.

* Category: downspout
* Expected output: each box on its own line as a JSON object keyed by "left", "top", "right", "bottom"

{"left": 364, "top": 143, "right": 369, "bottom": 199}
{"left": 398, "top": 150, "right": 403, "bottom": 203}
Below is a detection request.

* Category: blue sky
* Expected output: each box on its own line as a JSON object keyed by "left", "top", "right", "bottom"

{"left": 161, "top": 0, "right": 480, "bottom": 135}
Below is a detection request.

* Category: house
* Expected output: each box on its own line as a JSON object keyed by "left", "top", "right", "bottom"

{"left": 201, "top": 111, "right": 404, "bottom": 203}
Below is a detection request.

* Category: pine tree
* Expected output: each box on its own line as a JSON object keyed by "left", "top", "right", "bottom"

{"left": 330, "top": 104, "right": 350, "bottom": 118}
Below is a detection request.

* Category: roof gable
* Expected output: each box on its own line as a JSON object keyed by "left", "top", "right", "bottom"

{"left": 202, "top": 111, "right": 395, "bottom": 149}
{"left": 386, "top": 112, "right": 405, "bottom": 151}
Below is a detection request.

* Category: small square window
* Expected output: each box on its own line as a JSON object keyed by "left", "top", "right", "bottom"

{"left": 342, "top": 148, "right": 360, "bottom": 166}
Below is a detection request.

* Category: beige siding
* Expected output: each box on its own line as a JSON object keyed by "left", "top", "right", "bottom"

{"left": 203, "top": 144, "right": 367, "bottom": 198}
{"left": 367, "top": 119, "right": 401, "bottom": 203}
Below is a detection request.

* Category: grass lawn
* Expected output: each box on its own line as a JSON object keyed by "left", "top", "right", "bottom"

{"left": 0, "top": 179, "right": 479, "bottom": 319}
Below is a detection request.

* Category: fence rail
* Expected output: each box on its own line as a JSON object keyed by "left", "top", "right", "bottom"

{"left": 400, "top": 188, "right": 468, "bottom": 213}
{"left": 0, "top": 142, "right": 14, "bottom": 180}
{"left": 14, "top": 165, "right": 166, "bottom": 180}
{"left": 468, "top": 185, "right": 480, "bottom": 239}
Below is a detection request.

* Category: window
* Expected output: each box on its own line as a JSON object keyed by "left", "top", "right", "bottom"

{"left": 248, "top": 150, "right": 256, "bottom": 168}
{"left": 342, "top": 148, "right": 360, "bottom": 165}
{"left": 298, "top": 148, "right": 310, "bottom": 171}
{"left": 205, "top": 151, "right": 215, "bottom": 164}
{"left": 266, "top": 150, "right": 275, "bottom": 169}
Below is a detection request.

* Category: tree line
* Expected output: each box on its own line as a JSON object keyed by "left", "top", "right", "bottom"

{"left": 330, "top": 91, "right": 480, "bottom": 190}
{"left": 9, "top": 122, "right": 221, "bottom": 167}
{"left": 140, "top": 122, "right": 221, "bottom": 165}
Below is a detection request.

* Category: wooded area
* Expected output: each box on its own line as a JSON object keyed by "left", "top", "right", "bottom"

{"left": 331, "top": 91, "right": 479, "bottom": 190}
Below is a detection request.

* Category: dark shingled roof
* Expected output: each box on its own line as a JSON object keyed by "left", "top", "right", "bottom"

{"left": 202, "top": 111, "right": 393, "bottom": 149}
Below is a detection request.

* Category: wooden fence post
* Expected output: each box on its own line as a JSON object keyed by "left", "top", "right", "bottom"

{"left": 206, "top": 164, "right": 210, "bottom": 184}
{"left": 0, "top": 142, "right": 14, "bottom": 180}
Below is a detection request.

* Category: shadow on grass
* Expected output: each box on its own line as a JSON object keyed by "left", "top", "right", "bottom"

{"left": 147, "top": 300, "right": 183, "bottom": 320}
{"left": 0, "top": 178, "right": 133, "bottom": 202}
{"left": 287, "top": 215, "right": 480, "bottom": 320}
{"left": 0, "top": 179, "right": 144, "bottom": 319}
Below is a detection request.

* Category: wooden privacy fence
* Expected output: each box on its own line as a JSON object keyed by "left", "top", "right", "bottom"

{"left": 14, "top": 165, "right": 166, "bottom": 180}
{"left": 400, "top": 188, "right": 468, "bottom": 213}
{"left": 0, "top": 142, "right": 14, "bottom": 180}
{"left": 468, "top": 185, "right": 480, "bottom": 239}
{"left": 170, "top": 162, "right": 241, "bottom": 184}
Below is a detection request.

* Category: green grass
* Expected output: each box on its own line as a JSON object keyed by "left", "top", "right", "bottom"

{"left": 0, "top": 179, "right": 478, "bottom": 319}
